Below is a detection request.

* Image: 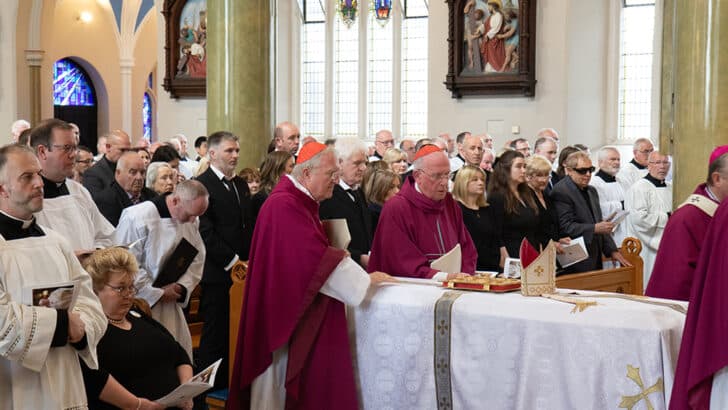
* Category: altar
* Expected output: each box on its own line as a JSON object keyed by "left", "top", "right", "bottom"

{"left": 348, "top": 283, "right": 687, "bottom": 409}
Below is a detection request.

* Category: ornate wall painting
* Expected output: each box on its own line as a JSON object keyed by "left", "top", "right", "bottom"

{"left": 163, "top": 0, "right": 207, "bottom": 98}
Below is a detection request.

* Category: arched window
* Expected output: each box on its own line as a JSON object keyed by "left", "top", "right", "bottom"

{"left": 53, "top": 58, "right": 98, "bottom": 151}
{"left": 143, "top": 72, "right": 156, "bottom": 142}
{"left": 53, "top": 58, "right": 96, "bottom": 106}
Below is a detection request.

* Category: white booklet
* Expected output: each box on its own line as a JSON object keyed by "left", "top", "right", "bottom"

{"left": 430, "top": 244, "right": 461, "bottom": 274}
{"left": 556, "top": 236, "right": 589, "bottom": 268}
{"left": 322, "top": 219, "right": 351, "bottom": 250}
{"left": 605, "top": 210, "right": 630, "bottom": 232}
{"left": 155, "top": 358, "right": 222, "bottom": 406}
{"left": 22, "top": 280, "right": 79, "bottom": 309}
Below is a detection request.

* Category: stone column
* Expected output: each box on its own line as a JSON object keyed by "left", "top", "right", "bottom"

{"left": 661, "top": 0, "right": 728, "bottom": 205}
{"left": 120, "top": 58, "right": 134, "bottom": 135}
{"left": 207, "top": 0, "right": 271, "bottom": 170}
{"left": 25, "top": 50, "right": 44, "bottom": 126}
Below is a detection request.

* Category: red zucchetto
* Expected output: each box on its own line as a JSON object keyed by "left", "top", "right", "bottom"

{"left": 296, "top": 141, "right": 327, "bottom": 164}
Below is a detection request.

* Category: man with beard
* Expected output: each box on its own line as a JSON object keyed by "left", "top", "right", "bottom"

{"left": 319, "top": 137, "right": 372, "bottom": 268}
{"left": 94, "top": 151, "right": 156, "bottom": 226}
{"left": 590, "top": 146, "right": 628, "bottom": 245}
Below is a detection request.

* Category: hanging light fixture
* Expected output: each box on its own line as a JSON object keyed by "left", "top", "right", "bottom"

{"left": 338, "top": 0, "right": 358, "bottom": 27}
{"left": 372, "top": 0, "right": 393, "bottom": 26}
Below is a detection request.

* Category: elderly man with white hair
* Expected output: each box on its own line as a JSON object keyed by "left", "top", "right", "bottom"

{"left": 10, "top": 119, "right": 30, "bottom": 142}
{"left": 319, "top": 137, "right": 373, "bottom": 268}
{"left": 368, "top": 144, "right": 477, "bottom": 279}
{"left": 590, "top": 146, "right": 628, "bottom": 245}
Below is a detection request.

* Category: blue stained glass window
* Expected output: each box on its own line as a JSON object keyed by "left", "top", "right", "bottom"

{"left": 143, "top": 92, "right": 153, "bottom": 141}
{"left": 53, "top": 59, "right": 95, "bottom": 106}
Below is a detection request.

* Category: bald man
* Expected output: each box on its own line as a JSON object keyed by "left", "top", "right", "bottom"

{"left": 83, "top": 130, "right": 132, "bottom": 197}
{"left": 274, "top": 121, "right": 301, "bottom": 156}
{"left": 93, "top": 151, "right": 157, "bottom": 226}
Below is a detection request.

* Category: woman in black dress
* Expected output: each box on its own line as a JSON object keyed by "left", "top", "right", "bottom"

{"left": 81, "top": 248, "right": 193, "bottom": 410}
{"left": 487, "top": 150, "right": 540, "bottom": 260}
{"left": 525, "top": 155, "right": 570, "bottom": 248}
{"left": 452, "top": 165, "right": 502, "bottom": 271}
{"left": 361, "top": 162, "right": 400, "bottom": 235}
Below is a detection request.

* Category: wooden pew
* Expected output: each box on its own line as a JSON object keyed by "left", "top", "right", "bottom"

{"left": 555, "top": 237, "right": 644, "bottom": 295}
{"left": 185, "top": 285, "right": 203, "bottom": 350}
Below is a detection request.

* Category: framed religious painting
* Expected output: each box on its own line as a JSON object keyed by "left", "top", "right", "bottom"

{"left": 162, "top": 0, "right": 207, "bottom": 98}
{"left": 444, "top": 0, "right": 537, "bottom": 98}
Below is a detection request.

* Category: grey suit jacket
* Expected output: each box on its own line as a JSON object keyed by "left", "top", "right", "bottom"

{"left": 551, "top": 175, "right": 617, "bottom": 273}
{"left": 83, "top": 156, "right": 115, "bottom": 199}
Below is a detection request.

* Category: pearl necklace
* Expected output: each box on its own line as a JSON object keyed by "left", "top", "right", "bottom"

{"left": 107, "top": 316, "right": 125, "bottom": 325}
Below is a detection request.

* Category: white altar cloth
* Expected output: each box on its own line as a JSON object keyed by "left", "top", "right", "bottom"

{"left": 348, "top": 283, "right": 686, "bottom": 409}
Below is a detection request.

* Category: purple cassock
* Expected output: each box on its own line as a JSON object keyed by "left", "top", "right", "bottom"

{"left": 646, "top": 184, "right": 718, "bottom": 301}
{"left": 368, "top": 175, "right": 477, "bottom": 278}
{"left": 670, "top": 198, "right": 728, "bottom": 409}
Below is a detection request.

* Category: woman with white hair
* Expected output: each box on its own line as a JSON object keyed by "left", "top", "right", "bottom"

{"left": 146, "top": 161, "right": 177, "bottom": 195}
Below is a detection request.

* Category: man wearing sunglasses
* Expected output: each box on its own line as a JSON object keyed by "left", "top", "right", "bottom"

{"left": 625, "top": 151, "right": 672, "bottom": 284}
{"left": 552, "top": 151, "right": 631, "bottom": 273}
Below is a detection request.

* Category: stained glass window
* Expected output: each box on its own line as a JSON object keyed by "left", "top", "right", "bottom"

{"left": 143, "top": 92, "right": 153, "bottom": 141}
{"left": 53, "top": 58, "right": 95, "bottom": 106}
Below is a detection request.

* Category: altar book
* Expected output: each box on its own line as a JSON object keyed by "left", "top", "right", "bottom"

{"left": 430, "top": 244, "right": 462, "bottom": 274}
{"left": 322, "top": 218, "right": 351, "bottom": 250}
{"left": 155, "top": 358, "right": 221, "bottom": 406}
{"left": 153, "top": 237, "right": 198, "bottom": 287}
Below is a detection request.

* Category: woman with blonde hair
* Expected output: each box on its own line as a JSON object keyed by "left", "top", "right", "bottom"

{"left": 382, "top": 147, "right": 409, "bottom": 175}
{"left": 452, "top": 165, "right": 502, "bottom": 271}
{"left": 80, "top": 247, "right": 192, "bottom": 410}
{"left": 526, "top": 155, "right": 569, "bottom": 249}
{"left": 361, "top": 162, "right": 401, "bottom": 233}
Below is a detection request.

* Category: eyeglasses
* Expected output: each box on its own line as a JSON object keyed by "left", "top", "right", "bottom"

{"left": 51, "top": 144, "right": 78, "bottom": 154}
{"left": 104, "top": 283, "right": 137, "bottom": 296}
{"left": 421, "top": 170, "right": 451, "bottom": 181}
{"left": 571, "top": 166, "right": 595, "bottom": 175}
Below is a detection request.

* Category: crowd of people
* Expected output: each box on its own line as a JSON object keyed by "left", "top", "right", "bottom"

{"left": 3, "top": 116, "right": 728, "bottom": 409}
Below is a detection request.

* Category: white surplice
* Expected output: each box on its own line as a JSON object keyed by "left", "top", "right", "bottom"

{"left": 0, "top": 227, "right": 107, "bottom": 409}
{"left": 250, "top": 256, "right": 371, "bottom": 410}
{"left": 617, "top": 161, "right": 648, "bottom": 192}
{"left": 625, "top": 178, "right": 673, "bottom": 284}
{"left": 112, "top": 201, "right": 205, "bottom": 359}
{"left": 590, "top": 173, "right": 628, "bottom": 246}
{"left": 34, "top": 178, "right": 114, "bottom": 250}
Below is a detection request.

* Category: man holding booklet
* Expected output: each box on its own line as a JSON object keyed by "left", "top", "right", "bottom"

{"left": 0, "top": 144, "right": 107, "bottom": 409}
{"left": 113, "top": 179, "right": 208, "bottom": 360}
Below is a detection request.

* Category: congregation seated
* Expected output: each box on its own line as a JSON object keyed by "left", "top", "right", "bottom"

{"left": 251, "top": 150, "right": 294, "bottom": 224}
{"left": 80, "top": 247, "right": 193, "bottom": 410}
{"left": 452, "top": 165, "right": 502, "bottom": 272}
{"left": 151, "top": 144, "right": 185, "bottom": 182}
{"left": 382, "top": 147, "right": 408, "bottom": 177}
{"left": 146, "top": 161, "right": 177, "bottom": 195}
{"left": 361, "top": 162, "right": 400, "bottom": 234}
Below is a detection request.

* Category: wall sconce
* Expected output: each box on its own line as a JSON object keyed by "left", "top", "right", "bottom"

{"left": 78, "top": 11, "right": 93, "bottom": 23}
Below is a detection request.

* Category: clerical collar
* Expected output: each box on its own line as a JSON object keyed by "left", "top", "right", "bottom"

{"left": 151, "top": 193, "right": 172, "bottom": 218}
{"left": 42, "top": 176, "right": 70, "bottom": 198}
{"left": 631, "top": 158, "right": 647, "bottom": 170}
{"left": 595, "top": 169, "right": 616, "bottom": 183}
{"left": 285, "top": 174, "right": 315, "bottom": 201}
{"left": 0, "top": 210, "right": 44, "bottom": 240}
{"left": 644, "top": 173, "right": 667, "bottom": 188}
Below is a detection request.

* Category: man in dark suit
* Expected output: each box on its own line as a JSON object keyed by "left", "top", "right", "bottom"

{"left": 319, "top": 137, "right": 372, "bottom": 268}
{"left": 551, "top": 150, "right": 631, "bottom": 273}
{"left": 195, "top": 131, "right": 252, "bottom": 390}
{"left": 94, "top": 151, "right": 156, "bottom": 226}
{"left": 83, "top": 130, "right": 132, "bottom": 198}
{"left": 533, "top": 135, "right": 560, "bottom": 196}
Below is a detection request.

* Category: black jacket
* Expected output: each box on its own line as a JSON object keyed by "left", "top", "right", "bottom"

{"left": 319, "top": 185, "right": 373, "bottom": 267}
{"left": 94, "top": 181, "right": 157, "bottom": 226}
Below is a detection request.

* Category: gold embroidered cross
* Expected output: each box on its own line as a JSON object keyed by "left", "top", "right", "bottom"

{"left": 618, "top": 365, "right": 663, "bottom": 410}
{"left": 535, "top": 266, "right": 544, "bottom": 277}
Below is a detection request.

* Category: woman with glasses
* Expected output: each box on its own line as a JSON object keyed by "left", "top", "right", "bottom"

{"left": 361, "top": 162, "right": 401, "bottom": 234}
{"left": 80, "top": 247, "right": 192, "bottom": 410}
{"left": 452, "top": 165, "right": 501, "bottom": 272}
{"left": 526, "top": 155, "right": 570, "bottom": 250}
{"left": 487, "top": 150, "right": 540, "bottom": 264}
